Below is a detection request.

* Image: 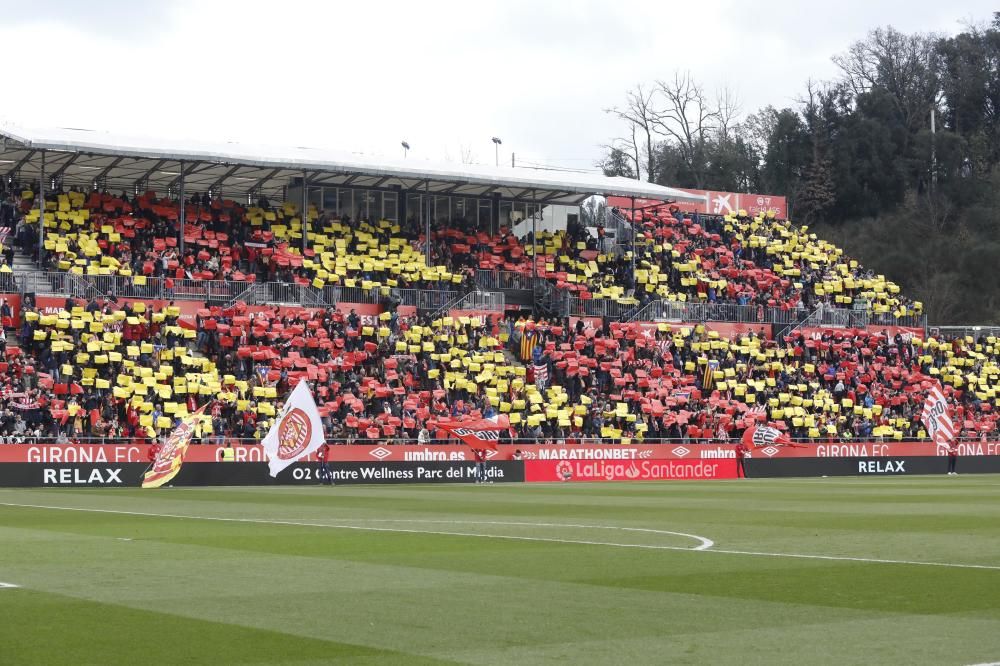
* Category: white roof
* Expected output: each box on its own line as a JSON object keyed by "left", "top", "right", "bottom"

{"left": 0, "top": 124, "right": 706, "bottom": 206}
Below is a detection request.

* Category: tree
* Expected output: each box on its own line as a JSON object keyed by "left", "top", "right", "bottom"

{"left": 832, "top": 26, "right": 940, "bottom": 136}
{"left": 596, "top": 15, "right": 1000, "bottom": 323}
{"left": 605, "top": 84, "right": 659, "bottom": 181}
{"left": 597, "top": 145, "right": 638, "bottom": 179}
{"left": 651, "top": 72, "right": 720, "bottom": 189}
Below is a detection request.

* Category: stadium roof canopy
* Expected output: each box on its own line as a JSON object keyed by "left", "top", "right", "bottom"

{"left": 0, "top": 124, "right": 706, "bottom": 207}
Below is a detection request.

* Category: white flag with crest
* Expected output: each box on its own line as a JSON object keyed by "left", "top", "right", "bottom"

{"left": 261, "top": 381, "right": 326, "bottom": 477}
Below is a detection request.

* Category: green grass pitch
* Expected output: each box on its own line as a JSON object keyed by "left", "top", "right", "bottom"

{"left": 1, "top": 476, "right": 999, "bottom": 665}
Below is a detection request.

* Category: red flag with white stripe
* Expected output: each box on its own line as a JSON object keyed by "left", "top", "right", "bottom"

{"left": 741, "top": 425, "right": 792, "bottom": 448}
{"left": 921, "top": 383, "right": 955, "bottom": 445}
{"left": 438, "top": 415, "right": 509, "bottom": 451}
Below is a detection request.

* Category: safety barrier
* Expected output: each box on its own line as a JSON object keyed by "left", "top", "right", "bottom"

{"left": 569, "top": 296, "right": 928, "bottom": 329}
{"left": 2, "top": 440, "right": 998, "bottom": 486}
{"left": 9, "top": 269, "right": 928, "bottom": 330}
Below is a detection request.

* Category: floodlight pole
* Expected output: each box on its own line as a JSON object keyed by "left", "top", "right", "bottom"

{"left": 37, "top": 150, "right": 45, "bottom": 267}
{"left": 178, "top": 161, "right": 186, "bottom": 257}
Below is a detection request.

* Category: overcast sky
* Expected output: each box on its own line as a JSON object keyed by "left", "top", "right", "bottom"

{"left": 0, "top": 0, "right": 994, "bottom": 173}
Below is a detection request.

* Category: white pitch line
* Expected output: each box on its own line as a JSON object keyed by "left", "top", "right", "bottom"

{"left": 702, "top": 547, "right": 1000, "bottom": 572}
{"left": 330, "top": 518, "right": 714, "bottom": 550}
{"left": 0, "top": 582, "right": 20, "bottom": 589}
{"left": 0, "top": 502, "right": 709, "bottom": 553}
{"left": 3, "top": 502, "right": 1000, "bottom": 571}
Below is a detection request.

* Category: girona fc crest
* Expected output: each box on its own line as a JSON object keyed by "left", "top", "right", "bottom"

{"left": 277, "top": 408, "right": 312, "bottom": 460}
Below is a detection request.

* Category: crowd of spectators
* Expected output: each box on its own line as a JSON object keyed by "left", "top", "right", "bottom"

{"left": 1, "top": 183, "right": 922, "bottom": 321}
{"left": 0, "top": 181, "right": 962, "bottom": 448}
{"left": 0, "top": 284, "right": 990, "bottom": 446}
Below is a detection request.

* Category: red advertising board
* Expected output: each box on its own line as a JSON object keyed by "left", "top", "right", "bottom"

{"left": 524, "top": 458, "right": 736, "bottom": 482}
{"left": 3, "top": 441, "right": 997, "bottom": 465}
{"left": 608, "top": 190, "right": 788, "bottom": 220}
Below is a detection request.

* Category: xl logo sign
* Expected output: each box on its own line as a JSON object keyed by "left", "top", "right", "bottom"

{"left": 43, "top": 468, "right": 124, "bottom": 485}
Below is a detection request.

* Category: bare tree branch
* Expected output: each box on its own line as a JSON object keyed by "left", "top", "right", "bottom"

{"left": 605, "top": 83, "right": 660, "bottom": 181}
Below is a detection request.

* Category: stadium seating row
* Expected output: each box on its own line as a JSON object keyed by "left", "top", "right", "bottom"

{"left": 9, "top": 187, "right": 921, "bottom": 318}
{"left": 0, "top": 291, "right": 989, "bottom": 445}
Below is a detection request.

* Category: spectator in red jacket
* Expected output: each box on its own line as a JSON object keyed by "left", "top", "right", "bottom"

{"left": 147, "top": 441, "right": 161, "bottom": 465}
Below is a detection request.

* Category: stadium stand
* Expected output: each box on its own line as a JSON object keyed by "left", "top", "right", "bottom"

{"left": 4, "top": 182, "right": 922, "bottom": 321}
{"left": 8, "top": 188, "right": 476, "bottom": 296}
{"left": 0, "top": 279, "right": 993, "bottom": 446}
{"left": 0, "top": 173, "right": 966, "bottom": 448}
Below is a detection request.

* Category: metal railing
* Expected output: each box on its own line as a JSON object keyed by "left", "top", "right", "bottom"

{"left": 930, "top": 325, "right": 1000, "bottom": 340}
{"left": 567, "top": 297, "right": 637, "bottom": 320}
{"left": 533, "top": 277, "right": 569, "bottom": 318}
{"left": 415, "top": 289, "right": 463, "bottom": 313}
{"left": 9, "top": 268, "right": 928, "bottom": 330}
{"left": 573, "top": 296, "right": 932, "bottom": 329}
{"left": 454, "top": 290, "right": 504, "bottom": 311}
{"left": 23, "top": 271, "right": 253, "bottom": 303}
{"left": 625, "top": 300, "right": 768, "bottom": 324}
{"left": 474, "top": 269, "right": 535, "bottom": 291}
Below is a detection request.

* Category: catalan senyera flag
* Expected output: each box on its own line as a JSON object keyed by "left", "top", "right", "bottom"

{"left": 141, "top": 406, "right": 206, "bottom": 489}
{"left": 702, "top": 359, "right": 719, "bottom": 390}
{"left": 921, "top": 382, "right": 955, "bottom": 445}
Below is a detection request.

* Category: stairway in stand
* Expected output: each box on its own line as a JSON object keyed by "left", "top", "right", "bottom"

{"left": 10, "top": 249, "right": 66, "bottom": 298}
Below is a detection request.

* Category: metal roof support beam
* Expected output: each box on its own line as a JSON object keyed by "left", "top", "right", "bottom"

{"left": 250, "top": 168, "right": 283, "bottom": 193}
{"left": 540, "top": 191, "right": 569, "bottom": 203}
{"left": 207, "top": 164, "right": 243, "bottom": 195}
{"left": 179, "top": 160, "right": 187, "bottom": 257}
{"left": 92, "top": 156, "right": 125, "bottom": 186}
{"left": 134, "top": 159, "right": 168, "bottom": 189}
{"left": 167, "top": 161, "right": 203, "bottom": 192}
{"left": 5, "top": 149, "right": 37, "bottom": 179}
{"left": 438, "top": 183, "right": 467, "bottom": 194}
{"left": 425, "top": 180, "right": 431, "bottom": 265}
{"left": 306, "top": 172, "right": 341, "bottom": 186}
{"left": 301, "top": 169, "right": 308, "bottom": 253}
{"left": 38, "top": 151, "right": 45, "bottom": 265}
{"left": 49, "top": 152, "right": 80, "bottom": 182}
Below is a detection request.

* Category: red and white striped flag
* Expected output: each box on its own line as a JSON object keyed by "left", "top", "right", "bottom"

{"left": 533, "top": 362, "right": 548, "bottom": 388}
{"left": 921, "top": 383, "right": 955, "bottom": 445}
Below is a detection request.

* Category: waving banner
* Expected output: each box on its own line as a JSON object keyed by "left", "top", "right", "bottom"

{"left": 141, "top": 407, "right": 205, "bottom": 489}
{"left": 438, "top": 415, "right": 510, "bottom": 451}
{"left": 742, "top": 425, "right": 793, "bottom": 449}
{"left": 921, "top": 383, "right": 955, "bottom": 446}
{"left": 261, "top": 381, "right": 326, "bottom": 477}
